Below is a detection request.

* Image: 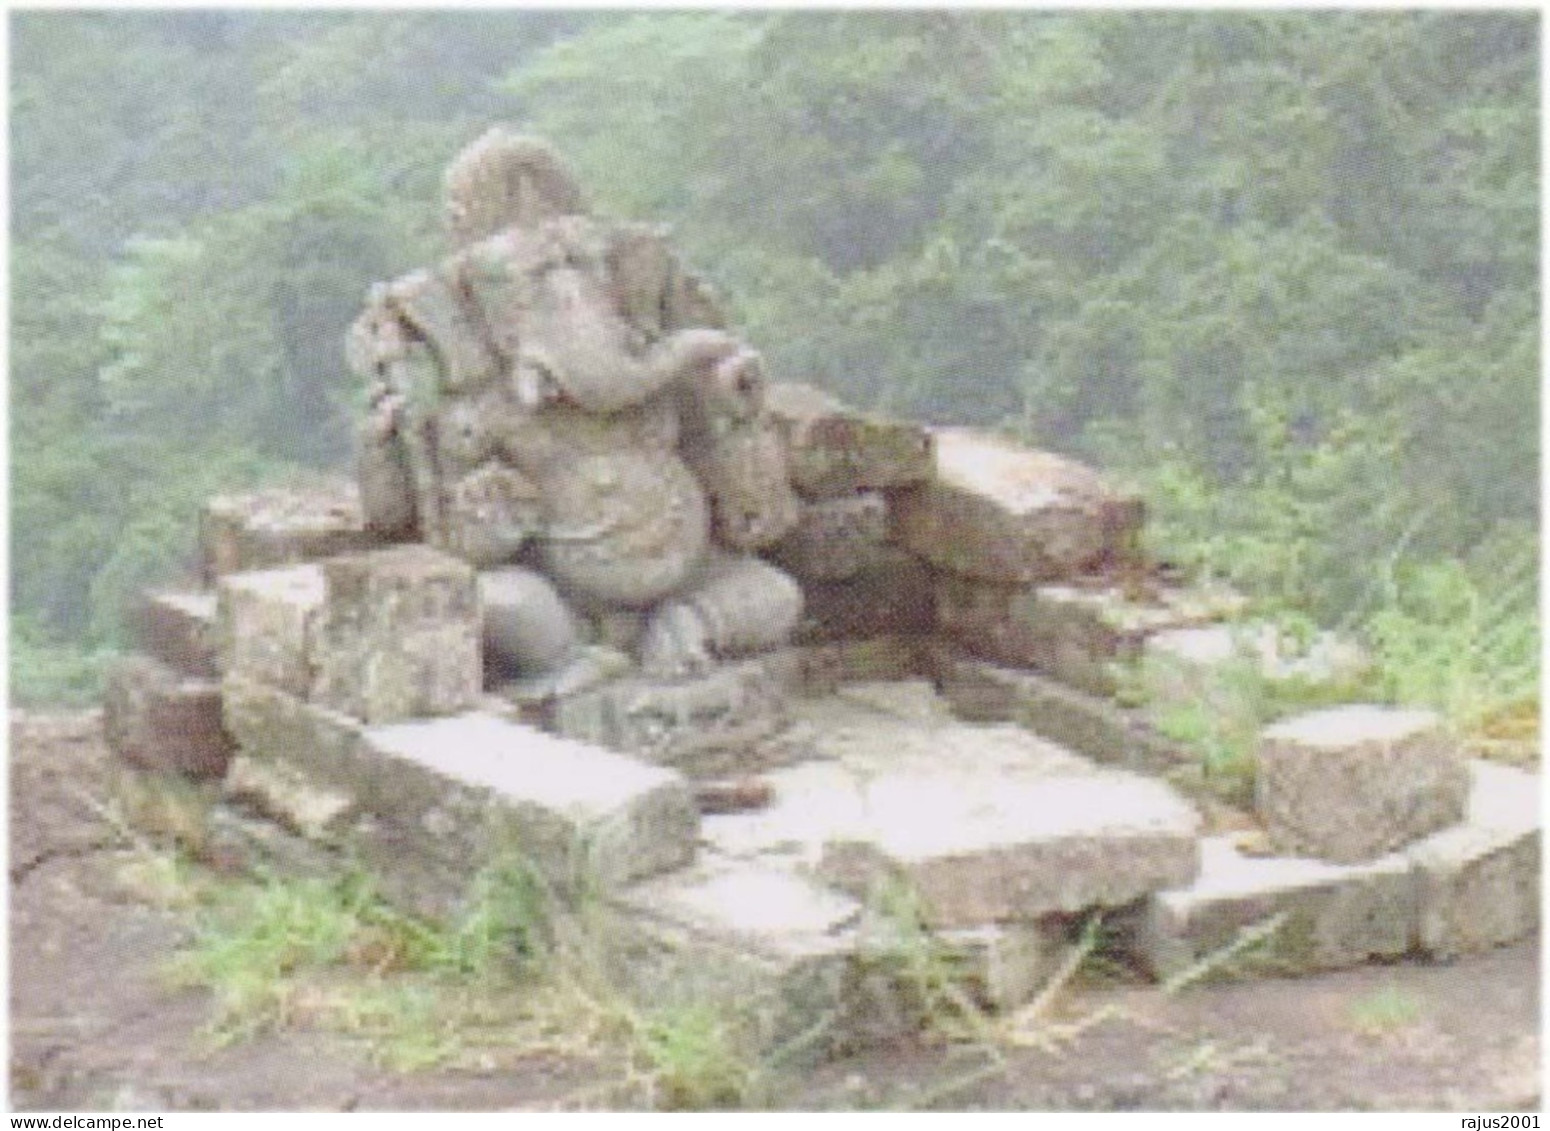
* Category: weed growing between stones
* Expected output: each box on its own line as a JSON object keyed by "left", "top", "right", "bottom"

{"left": 1345, "top": 982, "right": 1423, "bottom": 1037}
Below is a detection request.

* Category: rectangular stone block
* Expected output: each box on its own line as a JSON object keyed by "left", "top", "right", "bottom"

{"left": 930, "top": 647, "right": 1190, "bottom": 776}
{"left": 364, "top": 712, "right": 699, "bottom": 893}
{"left": 796, "top": 546, "right": 936, "bottom": 644}
{"left": 217, "top": 564, "right": 326, "bottom": 697}
{"left": 1407, "top": 760, "right": 1540, "bottom": 959}
{"left": 1137, "top": 835, "right": 1418, "bottom": 981}
{"left": 1257, "top": 706, "right": 1470, "bottom": 864}
{"left": 767, "top": 491, "right": 893, "bottom": 583}
{"left": 200, "top": 482, "right": 378, "bottom": 582}
{"left": 127, "top": 589, "right": 220, "bottom": 679}
{"left": 819, "top": 768, "right": 1201, "bottom": 928}
{"left": 103, "top": 655, "right": 234, "bottom": 779}
{"left": 765, "top": 382, "right": 934, "bottom": 499}
{"left": 310, "top": 545, "right": 481, "bottom": 724}
{"left": 893, "top": 428, "right": 1143, "bottom": 583}
{"left": 223, "top": 674, "right": 699, "bottom": 911}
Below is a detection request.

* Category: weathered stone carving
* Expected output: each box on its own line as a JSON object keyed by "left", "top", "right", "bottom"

{"left": 347, "top": 128, "right": 803, "bottom": 685}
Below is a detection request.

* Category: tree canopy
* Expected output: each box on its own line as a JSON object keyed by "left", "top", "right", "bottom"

{"left": 11, "top": 11, "right": 1537, "bottom": 720}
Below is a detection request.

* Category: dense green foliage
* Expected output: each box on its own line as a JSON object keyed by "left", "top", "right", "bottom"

{"left": 11, "top": 12, "right": 1538, "bottom": 721}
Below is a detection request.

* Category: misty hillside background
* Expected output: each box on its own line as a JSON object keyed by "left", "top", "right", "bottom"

{"left": 11, "top": 11, "right": 1538, "bottom": 736}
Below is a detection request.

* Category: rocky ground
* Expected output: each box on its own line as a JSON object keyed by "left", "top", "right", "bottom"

{"left": 10, "top": 710, "right": 1541, "bottom": 1112}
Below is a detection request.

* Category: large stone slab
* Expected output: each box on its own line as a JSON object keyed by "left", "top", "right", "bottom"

{"left": 893, "top": 429, "right": 1144, "bottom": 583}
{"left": 765, "top": 382, "right": 934, "bottom": 499}
{"left": 127, "top": 589, "right": 221, "bottom": 679}
{"left": 1407, "top": 760, "right": 1540, "bottom": 959}
{"left": 820, "top": 770, "right": 1201, "bottom": 929}
{"left": 223, "top": 674, "right": 699, "bottom": 915}
{"left": 200, "top": 482, "right": 379, "bottom": 582}
{"left": 935, "top": 577, "right": 1243, "bottom": 695}
{"left": 795, "top": 546, "right": 936, "bottom": 644}
{"left": 103, "top": 654, "right": 234, "bottom": 779}
{"left": 695, "top": 687, "right": 1199, "bottom": 928}
{"left": 1136, "top": 835, "right": 1418, "bottom": 981}
{"left": 1257, "top": 705, "right": 1469, "bottom": 864}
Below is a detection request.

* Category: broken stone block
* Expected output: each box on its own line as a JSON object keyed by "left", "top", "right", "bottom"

{"left": 795, "top": 546, "right": 936, "bottom": 644}
{"left": 127, "top": 589, "right": 220, "bottom": 679}
{"left": 1257, "top": 706, "right": 1469, "bottom": 864}
{"left": 765, "top": 382, "right": 935, "bottom": 499}
{"left": 819, "top": 768, "right": 1201, "bottom": 928}
{"left": 221, "top": 673, "right": 373, "bottom": 799}
{"left": 217, "top": 564, "right": 325, "bottom": 697}
{"left": 200, "top": 482, "right": 379, "bottom": 582}
{"left": 1408, "top": 760, "right": 1540, "bottom": 959}
{"left": 767, "top": 491, "right": 893, "bottom": 583}
{"left": 103, "top": 655, "right": 234, "bottom": 779}
{"left": 1136, "top": 835, "right": 1418, "bottom": 981}
{"left": 310, "top": 545, "right": 481, "bottom": 724}
{"left": 616, "top": 856, "right": 915, "bottom": 1055}
{"left": 893, "top": 429, "right": 1144, "bottom": 583}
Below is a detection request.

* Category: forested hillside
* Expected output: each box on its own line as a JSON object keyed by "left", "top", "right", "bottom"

{"left": 11, "top": 11, "right": 1538, "bottom": 737}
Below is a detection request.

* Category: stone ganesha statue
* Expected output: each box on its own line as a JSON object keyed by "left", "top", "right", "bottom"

{"left": 346, "top": 128, "right": 804, "bottom": 685}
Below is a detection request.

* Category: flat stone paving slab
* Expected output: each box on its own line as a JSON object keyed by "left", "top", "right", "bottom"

{"left": 700, "top": 684, "right": 1200, "bottom": 928}
{"left": 1257, "top": 705, "right": 1469, "bottom": 864}
{"left": 893, "top": 428, "right": 1143, "bottom": 583}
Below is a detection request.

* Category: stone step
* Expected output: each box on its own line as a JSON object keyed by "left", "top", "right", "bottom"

{"left": 1136, "top": 760, "right": 1540, "bottom": 979}
{"left": 222, "top": 674, "right": 698, "bottom": 919}
{"left": 103, "top": 654, "right": 234, "bottom": 779}
{"left": 200, "top": 481, "right": 380, "bottom": 583}
{"left": 893, "top": 428, "right": 1143, "bottom": 584}
{"left": 930, "top": 646, "right": 1191, "bottom": 777}
{"left": 614, "top": 853, "right": 1063, "bottom": 1057}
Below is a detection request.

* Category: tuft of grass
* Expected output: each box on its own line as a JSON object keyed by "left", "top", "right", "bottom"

{"left": 1346, "top": 982, "right": 1422, "bottom": 1037}
{"left": 631, "top": 1002, "right": 763, "bottom": 1111}
{"left": 168, "top": 857, "right": 552, "bottom": 1058}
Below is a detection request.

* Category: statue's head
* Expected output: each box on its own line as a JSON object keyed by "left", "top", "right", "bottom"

{"left": 443, "top": 128, "right": 587, "bottom": 248}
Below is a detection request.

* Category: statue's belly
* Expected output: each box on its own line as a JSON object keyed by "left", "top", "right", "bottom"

{"left": 537, "top": 449, "right": 709, "bottom": 608}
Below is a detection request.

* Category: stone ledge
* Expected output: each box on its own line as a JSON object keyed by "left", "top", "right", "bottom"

{"left": 103, "top": 654, "right": 234, "bottom": 779}
{"left": 222, "top": 674, "right": 699, "bottom": 917}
